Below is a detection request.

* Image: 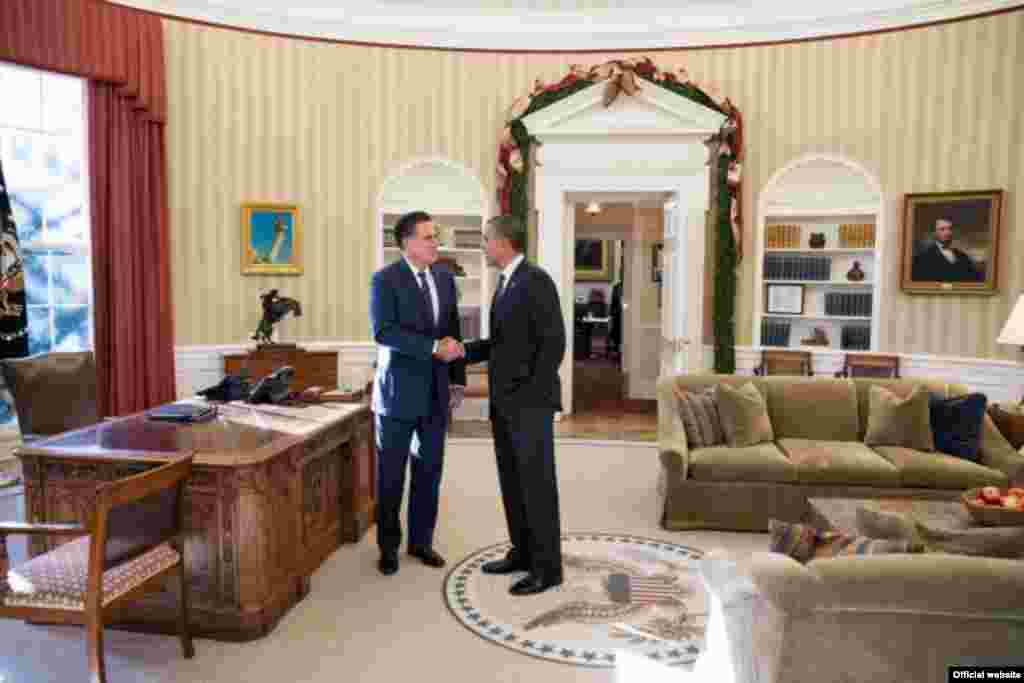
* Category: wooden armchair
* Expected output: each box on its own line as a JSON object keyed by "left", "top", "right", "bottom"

{"left": 834, "top": 353, "right": 900, "bottom": 378}
{"left": 754, "top": 350, "right": 813, "bottom": 376}
{"left": 0, "top": 455, "right": 195, "bottom": 683}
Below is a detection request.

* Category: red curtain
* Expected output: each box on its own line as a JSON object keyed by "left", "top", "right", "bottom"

{"left": 0, "top": 1, "right": 174, "bottom": 416}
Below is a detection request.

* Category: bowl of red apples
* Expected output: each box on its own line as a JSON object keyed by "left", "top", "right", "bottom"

{"left": 962, "top": 486, "right": 1024, "bottom": 526}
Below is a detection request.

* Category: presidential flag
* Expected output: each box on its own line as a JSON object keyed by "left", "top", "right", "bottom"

{"left": 0, "top": 155, "right": 29, "bottom": 360}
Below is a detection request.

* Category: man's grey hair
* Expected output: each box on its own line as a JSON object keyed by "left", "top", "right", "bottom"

{"left": 486, "top": 215, "right": 526, "bottom": 253}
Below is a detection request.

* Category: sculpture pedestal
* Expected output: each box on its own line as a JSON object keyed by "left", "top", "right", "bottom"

{"left": 223, "top": 345, "right": 338, "bottom": 393}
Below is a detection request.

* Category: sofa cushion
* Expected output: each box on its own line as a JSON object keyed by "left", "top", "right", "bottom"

{"left": 715, "top": 382, "right": 775, "bottom": 447}
{"left": 864, "top": 385, "right": 934, "bottom": 451}
{"left": 929, "top": 392, "right": 987, "bottom": 462}
{"left": 852, "top": 378, "right": 948, "bottom": 440}
{"left": 871, "top": 446, "right": 1008, "bottom": 489}
{"left": 764, "top": 378, "right": 860, "bottom": 442}
{"left": 674, "top": 387, "right": 725, "bottom": 448}
{"left": 688, "top": 443, "right": 798, "bottom": 483}
{"left": 777, "top": 439, "right": 901, "bottom": 486}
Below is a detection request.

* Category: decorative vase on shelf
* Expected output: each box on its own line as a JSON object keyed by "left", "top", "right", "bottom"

{"left": 800, "top": 327, "right": 830, "bottom": 346}
{"left": 809, "top": 233, "right": 826, "bottom": 249}
{"left": 846, "top": 261, "right": 866, "bottom": 282}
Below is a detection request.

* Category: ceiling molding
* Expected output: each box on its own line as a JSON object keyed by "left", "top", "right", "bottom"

{"left": 111, "top": 1, "right": 1024, "bottom": 52}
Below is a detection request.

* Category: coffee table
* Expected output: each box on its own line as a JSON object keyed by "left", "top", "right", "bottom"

{"left": 807, "top": 497, "right": 1024, "bottom": 558}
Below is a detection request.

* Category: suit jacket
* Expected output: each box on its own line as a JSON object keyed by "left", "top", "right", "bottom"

{"left": 911, "top": 243, "right": 982, "bottom": 282}
{"left": 370, "top": 259, "right": 465, "bottom": 421}
{"left": 465, "top": 259, "right": 566, "bottom": 413}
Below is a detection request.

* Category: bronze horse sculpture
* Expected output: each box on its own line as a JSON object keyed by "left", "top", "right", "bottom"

{"left": 252, "top": 289, "right": 302, "bottom": 345}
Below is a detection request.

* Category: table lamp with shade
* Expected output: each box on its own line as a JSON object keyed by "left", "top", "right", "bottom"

{"left": 996, "top": 293, "right": 1024, "bottom": 407}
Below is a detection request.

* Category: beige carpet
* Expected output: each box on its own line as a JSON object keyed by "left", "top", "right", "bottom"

{"left": 0, "top": 440, "right": 766, "bottom": 683}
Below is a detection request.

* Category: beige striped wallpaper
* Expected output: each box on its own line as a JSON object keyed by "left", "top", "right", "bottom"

{"left": 164, "top": 12, "right": 1024, "bottom": 359}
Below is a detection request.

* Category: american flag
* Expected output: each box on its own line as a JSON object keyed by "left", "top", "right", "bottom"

{"left": 0, "top": 154, "right": 29, "bottom": 359}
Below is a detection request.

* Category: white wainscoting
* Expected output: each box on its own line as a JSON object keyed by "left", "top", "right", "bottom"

{"left": 175, "top": 342, "right": 1024, "bottom": 413}
{"left": 175, "top": 342, "right": 377, "bottom": 399}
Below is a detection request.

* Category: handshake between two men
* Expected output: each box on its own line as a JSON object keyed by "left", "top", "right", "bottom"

{"left": 433, "top": 337, "right": 465, "bottom": 363}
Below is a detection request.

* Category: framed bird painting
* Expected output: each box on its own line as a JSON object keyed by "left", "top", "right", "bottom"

{"left": 241, "top": 201, "right": 302, "bottom": 275}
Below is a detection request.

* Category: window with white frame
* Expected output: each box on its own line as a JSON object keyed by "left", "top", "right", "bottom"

{"left": 0, "top": 61, "right": 93, "bottom": 428}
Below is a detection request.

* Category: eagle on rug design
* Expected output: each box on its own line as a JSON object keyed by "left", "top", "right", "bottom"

{"left": 522, "top": 553, "right": 705, "bottom": 642}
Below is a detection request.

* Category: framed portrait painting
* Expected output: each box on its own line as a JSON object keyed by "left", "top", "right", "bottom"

{"left": 241, "top": 202, "right": 302, "bottom": 275}
{"left": 574, "top": 239, "right": 611, "bottom": 282}
{"left": 900, "top": 190, "right": 1002, "bottom": 294}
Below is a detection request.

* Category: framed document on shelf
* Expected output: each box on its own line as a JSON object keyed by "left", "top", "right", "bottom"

{"left": 766, "top": 284, "right": 804, "bottom": 315}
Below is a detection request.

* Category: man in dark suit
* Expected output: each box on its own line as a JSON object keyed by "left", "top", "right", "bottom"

{"left": 911, "top": 218, "right": 983, "bottom": 282}
{"left": 462, "top": 215, "right": 567, "bottom": 596}
{"left": 370, "top": 211, "right": 465, "bottom": 576}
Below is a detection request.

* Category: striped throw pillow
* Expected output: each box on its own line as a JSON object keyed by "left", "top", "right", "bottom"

{"left": 675, "top": 388, "right": 726, "bottom": 449}
{"left": 769, "top": 519, "right": 921, "bottom": 564}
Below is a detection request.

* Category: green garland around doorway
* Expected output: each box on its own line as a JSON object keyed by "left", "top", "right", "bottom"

{"left": 495, "top": 58, "right": 743, "bottom": 372}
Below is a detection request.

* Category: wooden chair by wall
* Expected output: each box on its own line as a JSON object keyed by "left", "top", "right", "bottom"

{"left": 754, "top": 350, "right": 813, "bottom": 376}
{"left": 835, "top": 353, "right": 900, "bottom": 378}
{"left": 0, "top": 455, "right": 195, "bottom": 683}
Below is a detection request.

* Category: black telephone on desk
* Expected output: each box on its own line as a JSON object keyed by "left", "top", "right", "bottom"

{"left": 246, "top": 366, "right": 295, "bottom": 405}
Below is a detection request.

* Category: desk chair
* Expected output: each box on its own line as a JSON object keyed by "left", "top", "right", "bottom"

{"left": 0, "top": 454, "right": 195, "bottom": 683}
{"left": 0, "top": 351, "right": 99, "bottom": 443}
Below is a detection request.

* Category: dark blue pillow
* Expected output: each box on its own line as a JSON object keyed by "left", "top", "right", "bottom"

{"left": 929, "top": 393, "right": 987, "bottom": 461}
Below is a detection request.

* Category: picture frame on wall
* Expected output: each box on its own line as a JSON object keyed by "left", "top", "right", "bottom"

{"left": 574, "top": 239, "right": 611, "bottom": 282}
{"left": 900, "top": 189, "right": 1002, "bottom": 295}
{"left": 766, "top": 283, "right": 804, "bottom": 315}
{"left": 241, "top": 202, "right": 302, "bottom": 275}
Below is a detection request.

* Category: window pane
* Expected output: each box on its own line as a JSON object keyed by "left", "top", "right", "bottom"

{"left": 44, "top": 156, "right": 88, "bottom": 244}
{"left": 41, "top": 73, "right": 84, "bottom": 135}
{"left": 27, "top": 307, "right": 51, "bottom": 355}
{"left": 10, "top": 189, "right": 45, "bottom": 243}
{"left": 22, "top": 251, "right": 49, "bottom": 306}
{"left": 0, "top": 63, "right": 42, "bottom": 129}
{"left": 54, "top": 306, "right": 90, "bottom": 350}
{"left": 52, "top": 253, "right": 91, "bottom": 306}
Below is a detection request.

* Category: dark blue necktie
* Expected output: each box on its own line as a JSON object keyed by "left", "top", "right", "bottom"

{"left": 494, "top": 273, "right": 507, "bottom": 303}
{"left": 418, "top": 271, "right": 435, "bottom": 325}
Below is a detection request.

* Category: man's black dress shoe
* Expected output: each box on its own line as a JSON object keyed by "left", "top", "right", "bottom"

{"left": 481, "top": 556, "right": 529, "bottom": 575}
{"left": 378, "top": 552, "right": 399, "bottom": 575}
{"left": 408, "top": 546, "right": 446, "bottom": 568}
{"left": 509, "top": 574, "right": 562, "bottom": 596}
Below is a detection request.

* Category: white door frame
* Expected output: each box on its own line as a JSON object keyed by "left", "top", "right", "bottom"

{"left": 535, "top": 169, "right": 710, "bottom": 413}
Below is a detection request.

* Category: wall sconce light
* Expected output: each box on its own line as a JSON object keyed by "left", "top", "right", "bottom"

{"left": 585, "top": 201, "right": 601, "bottom": 215}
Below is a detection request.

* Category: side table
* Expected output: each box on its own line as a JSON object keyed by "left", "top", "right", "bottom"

{"left": 988, "top": 404, "right": 1024, "bottom": 450}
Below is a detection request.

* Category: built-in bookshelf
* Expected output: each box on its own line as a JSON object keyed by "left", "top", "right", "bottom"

{"left": 754, "top": 155, "right": 885, "bottom": 353}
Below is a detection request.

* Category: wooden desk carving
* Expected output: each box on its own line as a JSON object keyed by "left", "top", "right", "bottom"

{"left": 16, "top": 401, "right": 375, "bottom": 642}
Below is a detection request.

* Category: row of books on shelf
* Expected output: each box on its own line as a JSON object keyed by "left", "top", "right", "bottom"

{"left": 840, "top": 326, "right": 871, "bottom": 351}
{"left": 765, "top": 224, "right": 802, "bottom": 249}
{"left": 382, "top": 228, "right": 483, "bottom": 250}
{"left": 764, "top": 255, "right": 832, "bottom": 281}
{"left": 838, "top": 224, "right": 876, "bottom": 248}
{"left": 824, "top": 292, "right": 872, "bottom": 317}
{"left": 760, "top": 320, "right": 872, "bottom": 350}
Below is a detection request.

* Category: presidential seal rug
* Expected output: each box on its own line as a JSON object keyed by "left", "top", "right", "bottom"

{"left": 443, "top": 533, "right": 707, "bottom": 668}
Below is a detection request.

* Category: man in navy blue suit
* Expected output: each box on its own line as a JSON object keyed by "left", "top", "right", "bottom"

{"left": 370, "top": 211, "right": 466, "bottom": 576}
